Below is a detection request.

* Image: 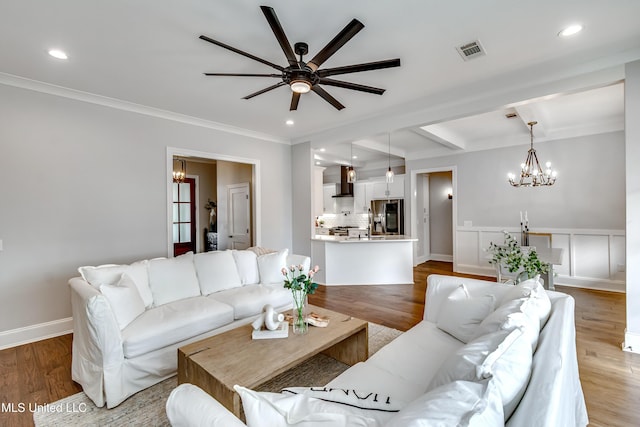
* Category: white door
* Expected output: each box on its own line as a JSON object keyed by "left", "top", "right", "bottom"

{"left": 227, "top": 183, "right": 251, "bottom": 250}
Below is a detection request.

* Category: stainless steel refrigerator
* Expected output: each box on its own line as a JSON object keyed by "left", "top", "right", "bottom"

{"left": 370, "top": 199, "right": 404, "bottom": 235}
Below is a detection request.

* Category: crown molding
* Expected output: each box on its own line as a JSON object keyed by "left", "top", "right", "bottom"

{"left": 0, "top": 72, "right": 289, "bottom": 145}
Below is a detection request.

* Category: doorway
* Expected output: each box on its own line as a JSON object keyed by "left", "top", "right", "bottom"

{"left": 166, "top": 147, "right": 261, "bottom": 257}
{"left": 411, "top": 167, "right": 456, "bottom": 266}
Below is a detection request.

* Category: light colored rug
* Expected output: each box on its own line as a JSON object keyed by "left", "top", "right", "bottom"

{"left": 34, "top": 322, "right": 402, "bottom": 426}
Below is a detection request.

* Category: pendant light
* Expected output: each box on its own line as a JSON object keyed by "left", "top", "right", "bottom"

{"left": 508, "top": 121, "right": 557, "bottom": 187}
{"left": 173, "top": 158, "right": 187, "bottom": 183}
{"left": 385, "top": 132, "right": 394, "bottom": 183}
{"left": 347, "top": 143, "right": 356, "bottom": 183}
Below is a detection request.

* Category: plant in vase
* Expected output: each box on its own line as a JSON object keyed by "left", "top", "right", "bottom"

{"left": 282, "top": 264, "right": 319, "bottom": 334}
{"left": 488, "top": 231, "right": 549, "bottom": 284}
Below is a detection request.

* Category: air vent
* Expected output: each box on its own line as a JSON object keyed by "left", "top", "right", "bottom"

{"left": 505, "top": 113, "right": 518, "bottom": 119}
{"left": 456, "top": 40, "right": 486, "bottom": 61}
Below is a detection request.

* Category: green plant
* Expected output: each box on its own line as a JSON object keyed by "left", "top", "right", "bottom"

{"left": 488, "top": 232, "right": 549, "bottom": 282}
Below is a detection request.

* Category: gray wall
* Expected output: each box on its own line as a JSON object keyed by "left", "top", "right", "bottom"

{"left": 0, "top": 83, "right": 292, "bottom": 332}
{"left": 407, "top": 131, "right": 625, "bottom": 231}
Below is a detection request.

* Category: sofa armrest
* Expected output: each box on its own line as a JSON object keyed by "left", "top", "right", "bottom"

{"left": 69, "top": 277, "right": 125, "bottom": 407}
{"left": 166, "top": 384, "right": 247, "bottom": 427}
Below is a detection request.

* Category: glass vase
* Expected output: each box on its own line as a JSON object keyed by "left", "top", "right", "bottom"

{"left": 291, "top": 289, "right": 308, "bottom": 335}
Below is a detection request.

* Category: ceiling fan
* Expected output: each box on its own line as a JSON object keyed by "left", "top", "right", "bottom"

{"left": 199, "top": 5, "right": 401, "bottom": 111}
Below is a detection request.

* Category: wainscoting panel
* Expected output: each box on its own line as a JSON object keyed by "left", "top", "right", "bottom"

{"left": 454, "top": 227, "right": 625, "bottom": 292}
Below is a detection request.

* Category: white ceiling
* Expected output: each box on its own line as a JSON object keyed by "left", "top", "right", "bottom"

{"left": 1, "top": 1, "right": 638, "bottom": 167}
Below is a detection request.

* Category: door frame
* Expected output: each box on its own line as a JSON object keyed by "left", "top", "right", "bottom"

{"left": 410, "top": 166, "right": 457, "bottom": 270}
{"left": 166, "top": 147, "right": 261, "bottom": 257}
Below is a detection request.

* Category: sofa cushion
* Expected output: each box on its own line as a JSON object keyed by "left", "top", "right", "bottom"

{"left": 436, "top": 284, "right": 495, "bottom": 343}
{"left": 121, "top": 296, "right": 233, "bottom": 358}
{"left": 257, "top": 249, "right": 288, "bottom": 284}
{"left": 498, "top": 276, "right": 551, "bottom": 328}
{"left": 232, "top": 250, "right": 260, "bottom": 285}
{"left": 78, "top": 260, "right": 153, "bottom": 308}
{"left": 234, "top": 385, "right": 379, "bottom": 427}
{"left": 427, "top": 328, "right": 532, "bottom": 420}
{"left": 209, "top": 284, "right": 292, "bottom": 319}
{"left": 471, "top": 296, "right": 541, "bottom": 351}
{"left": 194, "top": 251, "right": 242, "bottom": 295}
{"left": 99, "top": 274, "right": 146, "bottom": 330}
{"left": 148, "top": 252, "right": 201, "bottom": 306}
{"left": 385, "top": 380, "right": 503, "bottom": 427}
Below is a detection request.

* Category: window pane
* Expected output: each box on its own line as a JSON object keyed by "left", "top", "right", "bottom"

{"left": 173, "top": 204, "right": 179, "bottom": 222}
{"left": 172, "top": 183, "right": 179, "bottom": 202}
{"left": 180, "top": 224, "right": 191, "bottom": 243}
{"left": 179, "top": 204, "right": 191, "bottom": 222}
{"left": 179, "top": 183, "right": 191, "bottom": 202}
{"left": 173, "top": 224, "right": 180, "bottom": 243}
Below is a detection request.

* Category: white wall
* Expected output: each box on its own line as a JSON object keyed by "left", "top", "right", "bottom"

{"left": 624, "top": 60, "right": 640, "bottom": 352}
{"left": 291, "top": 142, "right": 313, "bottom": 257}
{"left": 0, "top": 83, "right": 293, "bottom": 342}
{"left": 406, "top": 131, "right": 626, "bottom": 290}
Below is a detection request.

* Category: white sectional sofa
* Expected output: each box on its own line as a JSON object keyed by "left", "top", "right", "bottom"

{"left": 69, "top": 248, "right": 310, "bottom": 409}
{"left": 166, "top": 274, "right": 589, "bottom": 427}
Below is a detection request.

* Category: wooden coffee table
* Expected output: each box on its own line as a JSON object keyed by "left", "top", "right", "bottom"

{"left": 177, "top": 305, "right": 368, "bottom": 419}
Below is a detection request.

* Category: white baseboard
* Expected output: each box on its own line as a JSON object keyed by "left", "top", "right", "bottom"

{"left": 553, "top": 276, "right": 625, "bottom": 293}
{"left": 430, "top": 253, "right": 453, "bottom": 263}
{"left": 0, "top": 318, "right": 73, "bottom": 350}
{"left": 623, "top": 330, "right": 640, "bottom": 354}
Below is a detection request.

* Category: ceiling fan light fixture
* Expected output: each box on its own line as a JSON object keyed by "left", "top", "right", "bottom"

{"left": 290, "top": 80, "right": 311, "bottom": 94}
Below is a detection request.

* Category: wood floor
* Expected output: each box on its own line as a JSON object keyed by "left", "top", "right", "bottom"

{"left": 1, "top": 261, "right": 638, "bottom": 426}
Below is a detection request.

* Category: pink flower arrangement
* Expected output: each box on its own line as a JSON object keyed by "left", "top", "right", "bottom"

{"left": 282, "top": 264, "right": 320, "bottom": 295}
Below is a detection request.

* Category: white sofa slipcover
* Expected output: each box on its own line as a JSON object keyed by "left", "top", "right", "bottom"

{"left": 166, "top": 274, "right": 588, "bottom": 427}
{"left": 69, "top": 249, "right": 310, "bottom": 408}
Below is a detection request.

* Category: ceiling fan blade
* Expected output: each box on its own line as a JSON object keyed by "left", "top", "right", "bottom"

{"left": 199, "top": 35, "right": 284, "bottom": 72}
{"left": 307, "top": 19, "right": 364, "bottom": 71}
{"left": 290, "top": 92, "right": 301, "bottom": 111}
{"left": 204, "top": 73, "right": 281, "bottom": 77}
{"left": 242, "top": 82, "right": 287, "bottom": 100}
{"left": 311, "top": 85, "right": 345, "bottom": 110}
{"left": 260, "top": 6, "right": 300, "bottom": 69}
{"left": 319, "top": 78, "right": 386, "bottom": 95}
{"left": 317, "top": 58, "right": 401, "bottom": 77}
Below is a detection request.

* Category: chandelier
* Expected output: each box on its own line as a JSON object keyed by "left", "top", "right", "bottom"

{"left": 508, "top": 121, "right": 557, "bottom": 187}
{"left": 173, "top": 158, "right": 187, "bottom": 183}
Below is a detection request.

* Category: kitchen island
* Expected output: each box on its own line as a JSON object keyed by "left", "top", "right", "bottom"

{"left": 311, "top": 235, "right": 417, "bottom": 285}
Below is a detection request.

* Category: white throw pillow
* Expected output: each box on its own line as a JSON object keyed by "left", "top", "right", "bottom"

{"left": 498, "top": 276, "right": 551, "bottom": 328}
{"left": 436, "top": 285, "right": 495, "bottom": 343}
{"left": 427, "top": 328, "right": 532, "bottom": 420}
{"left": 234, "top": 385, "right": 379, "bottom": 427}
{"left": 78, "top": 260, "right": 153, "bottom": 308}
{"left": 99, "top": 274, "right": 146, "bottom": 330}
{"left": 194, "top": 251, "right": 242, "bottom": 295}
{"left": 385, "top": 380, "right": 504, "bottom": 427}
{"left": 471, "top": 297, "right": 541, "bottom": 351}
{"left": 232, "top": 250, "right": 260, "bottom": 285}
{"left": 257, "top": 249, "right": 289, "bottom": 284}
{"left": 148, "top": 252, "right": 200, "bottom": 306}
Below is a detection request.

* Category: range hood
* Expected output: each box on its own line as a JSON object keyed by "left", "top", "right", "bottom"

{"left": 332, "top": 166, "right": 354, "bottom": 197}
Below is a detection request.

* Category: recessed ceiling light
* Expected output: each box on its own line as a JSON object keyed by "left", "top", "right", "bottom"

{"left": 48, "top": 49, "right": 68, "bottom": 60}
{"left": 319, "top": 148, "right": 326, "bottom": 152}
{"left": 558, "top": 24, "right": 583, "bottom": 37}
{"left": 285, "top": 119, "right": 294, "bottom": 126}
{"left": 352, "top": 155, "right": 358, "bottom": 159}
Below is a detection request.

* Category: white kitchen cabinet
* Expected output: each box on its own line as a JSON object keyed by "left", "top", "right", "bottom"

{"left": 313, "top": 166, "right": 325, "bottom": 217}
{"left": 353, "top": 182, "right": 372, "bottom": 214}
{"left": 323, "top": 184, "right": 336, "bottom": 214}
{"left": 371, "top": 175, "right": 405, "bottom": 199}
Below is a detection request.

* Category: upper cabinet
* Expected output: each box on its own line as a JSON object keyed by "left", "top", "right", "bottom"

{"left": 323, "top": 184, "right": 336, "bottom": 214}
{"left": 353, "top": 182, "right": 373, "bottom": 214}
{"left": 371, "top": 174, "right": 405, "bottom": 199}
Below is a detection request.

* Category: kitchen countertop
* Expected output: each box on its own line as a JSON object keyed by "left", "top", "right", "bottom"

{"left": 312, "top": 234, "right": 417, "bottom": 242}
